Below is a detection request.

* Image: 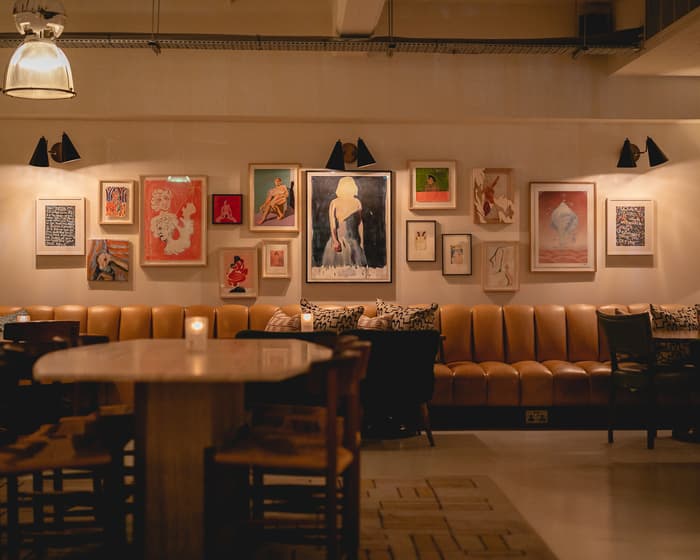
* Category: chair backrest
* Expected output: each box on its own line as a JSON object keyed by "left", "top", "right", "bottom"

{"left": 596, "top": 310, "right": 653, "bottom": 368}
{"left": 3, "top": 320, "right": 80, "bottom": 344}
{"left": 234, "top": 329, "right": 341, "bottom": 348}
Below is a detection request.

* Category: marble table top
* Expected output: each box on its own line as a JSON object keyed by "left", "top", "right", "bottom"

{"left": 34, "top": 338, "right": 333, "bottom": 383}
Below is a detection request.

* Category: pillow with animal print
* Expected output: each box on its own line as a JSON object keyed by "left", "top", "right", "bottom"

{"left": 650, "top": 304, "right": 697, "bottom": 366}
{"left": 300, "top": 299, "right": 364, "bottom": 332}
{"left": 375, "top": 299, "right": 438, "bottom": 331}
{"left": 264, "top": 309, "right": 301, "bottom": 332}
{"left": 357, "top": 313, "right": 393, "bottom": 331}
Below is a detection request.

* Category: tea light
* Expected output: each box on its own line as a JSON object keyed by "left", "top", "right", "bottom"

{"left": 300, "top": 313, "right": 314, "bottom": 332}
{"left": 185, "top": 316, "right": 208, "bottom": 352}
{"left": 16, "top": 311, "right": 30, "bottom": 323}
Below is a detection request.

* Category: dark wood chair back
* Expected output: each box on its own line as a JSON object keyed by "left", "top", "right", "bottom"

{"left": 596, "top": 311, "right": 653, "bottom": 369}
{"left": 3, "top": 320, "right": 80, "bottom": 344}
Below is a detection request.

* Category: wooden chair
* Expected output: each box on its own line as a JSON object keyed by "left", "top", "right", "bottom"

{"left": 207, "top": 345, "right": 368, "bottom": 559}
{"left": 597, "top": 310, "right": 698, "bottom": 449}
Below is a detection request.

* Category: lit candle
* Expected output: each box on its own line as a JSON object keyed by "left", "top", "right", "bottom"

{"left": 16, "top": 311, "right": 30, "bottom": 322}
{"left": 300, "top": 312, "right": 314, "bottom": 332}
{"left": 185, "top": 316, "right": 208, "bottom": 351}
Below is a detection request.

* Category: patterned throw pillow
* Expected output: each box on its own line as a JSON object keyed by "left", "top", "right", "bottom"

{"left": 649, "top": 304, "right": 698, "bottom": 366}
{"left": 375, "top": 299, "right": 438, "bottom": 331}
{"left": 300, "top": 299, "right": 364, "bottom": 332}
{"left": 264, "top": 309, "right": 301, "bottom": 332}
{"left": 0, "top": 309, "right": 26, "bottom": 334}
{"left": 357, "top": 313, "right": 393, "bottom": 331}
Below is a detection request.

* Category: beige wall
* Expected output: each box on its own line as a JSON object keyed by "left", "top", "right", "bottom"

{"left": 0, "top": 46, "right": 698, "bottom": 308}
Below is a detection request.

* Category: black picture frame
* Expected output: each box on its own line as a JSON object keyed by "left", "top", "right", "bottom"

{"left": 441, "top": 233, "right": 472, "bottom": 276}
{"left": 211, "top": 194, "right": 243, "bottom": 225}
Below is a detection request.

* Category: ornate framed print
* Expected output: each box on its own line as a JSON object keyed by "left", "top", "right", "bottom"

{"left": 306, "top": 170, "right": 392, "bottom": 283}
{"left": 441, "top": 233, "right": 472, "bottom": 276}
{"left": 218, "top": 246, "right": 258, "bottom": 298}
{"left": 406, "top": 220, "right": 437, "bottom": 262}
{"left": 473, "top": 168, "right": 515, "bottom": 224}
{"left": 262, "top": 240, "right": 291, "bottom": 278}
{"left": 482, "top": 241, "right": 519, "bottom": 292}
{"left": 409, "top": 160, "right": 456, "bottom": 210}
{"left": 141, "top": 175, "right": 207, "bottom": 266}
{"left": 249, "top": 164, "right": 300, "bottom": 232}
{"left": 99, "top": 180, "right": 135, "bottom": 225}
{"left": 87, "top": 239, "right": 130, "bottom": 282}
{"left": 606, "top": 199, "right": 654, "bottom": 256}
{"left": 35, "top": 197, "right": 85, "bottom": 256}
{"left": 212, "top": 194, "right": 242, "bottom": 224}
{"left": 530, "top": 182, "right": 596, "bottom": 272}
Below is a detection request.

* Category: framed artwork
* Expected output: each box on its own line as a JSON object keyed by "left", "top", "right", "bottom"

{"left": 482, "top": 241, "right": 519, "bottom": 292}
{"left": 530, "top": 182, "right": 596, "bottom": 272}
{"left": 441, "top": 233, "right": 472, "bottom": 276}
{"left": 606, "top": 199, "right": 654, "bottom": 256}
{"left": 406, "top": 220, "right": 437, "bottom": 262}
{"left": 262, "top": 240, "right": 291, "bottom": 278}
{"left": 141, "top": 175, "right": 207, "bottom": 266}
{"left": 306, "top": 170, "right": 392, "bottom": 283}
{"left": 86, "top": 239, "right": 130, "bottom": 282}
{"left": 211, "top": 194, "right": 242, "bottom": 224}
{"left": 35, "top": 197, "right": 85, "bottom": 256}
{"left": 473, "top": 168, "right": 515, "bottom": 224}
{"left": 249, "top": 163, "right": 300, "bottom": 232}
{"left": 218, "top": 246, "right": 258, "bottom": 298}
{"left": 99, "top": 180, "right": 135, "bottom": 225}
{"left": 409, "top": 160, "right": 456, "bottom": 210}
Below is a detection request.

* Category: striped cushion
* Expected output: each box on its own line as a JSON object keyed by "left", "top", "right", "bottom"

{"left": 357, "top": 314, "right": 393, "bottom": 331}
{"left": 264, "top": 309, "right": 301, "bottom": 332}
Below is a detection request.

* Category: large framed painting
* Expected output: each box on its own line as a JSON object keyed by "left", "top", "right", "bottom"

{"left": 306, "top": 170, "right": 392, "bottom": 283}
{"left": 249, "top": 164, "right": 300, "bottom": 232}
{"left": 218, "top": 246, "right": 258, "bottom": 298}
{"left": 473, "top": 168, "right": 515, "bottom": 224}
{"left": 86, "top": 239, "right": 130, "bottom": 282}
{"left": 409, "top": 160, "right": 456, "bottom": 210}
{"left": 530, "top": 182, "right": 596, "bottom": 272}
{"left": 406, "top": 220, "right": 437, "bottom": 262}
{"left": 441, "top": 233, "right": 472, "bottom": 276}
{"left": 606, "top": 199, "right": 654, "bottom": 256}
{"left": 36, "top": 197, "right": 85, "bottom": 256}
{"left": 482, "top": 241, "right": 519, "bottom": 292}
{"left": 99, "top": 180, "right": 135, "bottom": 225}
{"left": 262, "top": 240, "right": 291, "bottom": 279}
{"left": 141, "top": 175, "right": 207, "bottom": 266}
{"left": 211, "top": 194, "right": 242, "bottom": 225}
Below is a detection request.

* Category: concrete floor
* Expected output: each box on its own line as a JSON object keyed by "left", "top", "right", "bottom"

{"left": 362, "top": 430, "right": 700, "bottom": 560}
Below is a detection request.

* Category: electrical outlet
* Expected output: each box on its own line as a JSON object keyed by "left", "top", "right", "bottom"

{"left": 525, "top": 409, "right": 549, "bottom": 424}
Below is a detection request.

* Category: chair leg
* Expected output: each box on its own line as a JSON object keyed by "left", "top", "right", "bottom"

{"left": 419, "top": 403, "right": 435, "bottom": 447}
{"left": 6, "top": 475, "right": 20, "bottom": 560}
{"left": 608, "top": 384, "right": 616, "bottom": 444}
{"left": 647, "top": 389, "right": 656, "bottom": 450}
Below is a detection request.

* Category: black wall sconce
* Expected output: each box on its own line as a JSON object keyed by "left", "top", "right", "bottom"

{"left": 617, "top": 137, "right": 668, "bottom": 168}
{"left": 29, "top": 132, "right": 81, "bottom": 167}
{"left": 325, "top": 137, "right": 376, "bottom": 171}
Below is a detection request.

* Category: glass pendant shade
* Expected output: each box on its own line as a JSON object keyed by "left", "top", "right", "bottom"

{"left": 3, "top": 36, "right": 75, "bottom": 99}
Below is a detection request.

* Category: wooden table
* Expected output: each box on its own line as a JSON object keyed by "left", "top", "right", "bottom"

{"left": 33, "top": 338, "right": 333, "bottom": 560}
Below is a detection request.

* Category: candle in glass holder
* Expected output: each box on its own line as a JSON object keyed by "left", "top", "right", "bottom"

{"left": 185, "top": 316, "right": 208, "bottom": 351}
{"left": 16, "top": 311, "right": 30, "bottom": 322}
{"left": 300, "top": 313, "right": 314, "bottom": 332}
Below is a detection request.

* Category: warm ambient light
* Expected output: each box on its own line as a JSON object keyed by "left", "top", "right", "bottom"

{"left": 185, "top": 316, "right": 208, "bottom": 352}
{"left": 300, "top": 313, "right": 314, "bottom": 332}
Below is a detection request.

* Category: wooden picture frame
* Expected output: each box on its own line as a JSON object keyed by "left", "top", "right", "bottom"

{"left": 406, "top": 220, "right": 437, "bottom": 262}
{"left": 530, "top": 182, "right": 596, "bottom": 272}
{"left": 86, "top": 239, "right": 130, "bottom": 282}
{"left": 482, "top": 241, "right": 519, "bottom": 292}
{"left": 35, "top": 197, "right": 85, "bottom": 256}
{"left": 606, "top": 199, "right": 654, "bottom": 256}
{"left": 211, "top": 194, "right": 243, "bottom": 225}
{"left": 262, "top": 240, "right": 291, "bottom": 278}
{"left": 249, "top": 164, "right": 300, "bottom": 232}
{"left": 306, "top": 170, "right": 392, "bottom": 283}
{"left": 218, "top": 246, "right": 258, "bottom": 298}
{"left": 99, "top": 180, "right": 135, "bottom": 225}
{"left": 473, "top": 168, "right": 515, "bottom": 224}
{"left": 409, "top": 160, "right": 457, "bottom": 210}
{"left": 441, "top": 233, "right": 472, "bottom": 275}
{"left": 141, "top": 175, "right": 207, "bottom": 266}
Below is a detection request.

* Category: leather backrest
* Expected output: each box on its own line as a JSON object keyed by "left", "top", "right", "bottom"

{"left": 119, "top": 305, "right": 152, "bottom": 340}
{"left": 54, "top": 305, "right": 88, "bottom": 334}
{"left": 504, "top": 305, "right": 535, "bottom": 362}
{"left": 152, "top": 304, "right": 184, "bottom": 338}
{"left": 439, "top": 304, "right": 472, "bottom": 363}
{"left": 534, "top": 305, "right": 567, "bottom": 361}
{"left": 249, "top": 304, "right": 281, "bottom": 330}
{"left": 87, "top": 304, "right": 121, "bottom": 341}
{"left": 24, "top": 305, "right": 54, "bottom": 320}
{"left": 0, "top": 306, "right": 21, "bottom": 316}
{"left": 566, "top": 304, "right": 599, "bottom": 361}
{"left": 472, "top": 304, "right": 504, "bottom": 362}
{"left": 185, "top": 305, "right": 216, "bottom": 338}
{"left": 216, "top": 304, "right": 249, "bottom": 339}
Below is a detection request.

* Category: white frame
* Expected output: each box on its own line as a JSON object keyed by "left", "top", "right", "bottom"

{"left": 248, "top": 163, "right": 301, "bottom": 233}
{"left": 482, "top": 241, "right": 519, "bottom": 292}
{"left": 473, "top": 168, "right": 515, "bottom": 224}
{"left": 218, "top": 246, "right": 259, "bottom": 299}
{"left": 406, "top": 220, "right": 437, "bottom": 262}
{"left": 409, "top": 160, "right": 457, "bottom": 210}
{"left": 36, "top": 197, "right": 85, "bottom": 256}
{"left": 262, "top": 240, "right": 291, "bottom": 278}
{"left": 99, "top": 180, "right": 135, "bottom": 225}
{"left": 606, "top": 199, "right": 654, "bottom": 256}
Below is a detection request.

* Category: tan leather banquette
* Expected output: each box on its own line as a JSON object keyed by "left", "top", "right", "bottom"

{"left": 0, "top": 302, "right": 676, "bottom": 409}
